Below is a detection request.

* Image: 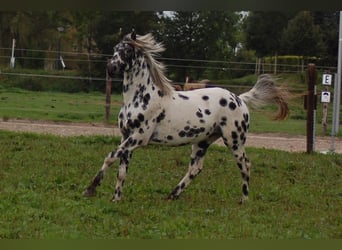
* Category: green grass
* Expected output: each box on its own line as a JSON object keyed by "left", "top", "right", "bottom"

{"left": 0, "top": 131, "right": 341, "bottom": 239}
{"left": 0, "top": 88, "right": 121, "bottom": 124}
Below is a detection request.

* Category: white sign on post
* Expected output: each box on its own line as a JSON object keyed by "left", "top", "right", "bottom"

{"left": 322, "top": 74, "right": 332, "bottom": 85}
{"left": 321, "top": 91, "right": 331, "bottom": 103}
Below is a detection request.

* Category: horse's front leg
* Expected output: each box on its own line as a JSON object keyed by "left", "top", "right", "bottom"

{"left": 82, "top": 149, "right": 122, "bottom": 197}
{"left": 83, "top": 134, "right": 141, "bottom": 201}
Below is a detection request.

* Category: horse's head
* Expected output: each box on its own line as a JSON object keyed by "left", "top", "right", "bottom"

{"left": 107, "top": 31, "right": 137, "bottom": 77}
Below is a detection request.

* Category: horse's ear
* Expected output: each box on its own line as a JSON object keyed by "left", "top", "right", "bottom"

{"left": 131, "top": 29, "right": 136, "bottom": 40}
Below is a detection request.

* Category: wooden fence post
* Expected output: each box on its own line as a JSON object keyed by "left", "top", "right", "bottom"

{"left": 306, "top": 64, "right": 317, "bottom": 153}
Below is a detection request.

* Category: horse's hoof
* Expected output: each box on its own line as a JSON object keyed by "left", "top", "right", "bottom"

{"left": 167, "top": 194, "right": 179, "bottom": 200}
{"left": 238, "top": 197, "right": 248, "bottom": 205}
{"left": 110, "top": 197, "right": 120, "bottom": 203}
{"left": 83, "top": 188, "right": 96, "bottom": 197}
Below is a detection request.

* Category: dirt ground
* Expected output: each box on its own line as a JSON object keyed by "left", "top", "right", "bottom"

{"left": 1, "top": 119, "right": 341, "bottom": 154}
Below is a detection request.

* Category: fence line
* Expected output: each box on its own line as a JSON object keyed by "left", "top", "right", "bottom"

{"left": 0, "top": 47, "right": 338, "bottom": 75}
{"left": 0, "top": 71, "right": 123, "bottom": 82}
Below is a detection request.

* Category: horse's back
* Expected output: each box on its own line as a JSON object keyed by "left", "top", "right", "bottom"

{"left": 149, "top": 87, "right": 249, "bottom": 145}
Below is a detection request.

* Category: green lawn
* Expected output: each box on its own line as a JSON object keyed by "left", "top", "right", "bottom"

{"left": 0, "top": 131, "right": 341, "bottom": 239}
{"left": 0, "top": 88, "right": 121, "bottom": 125}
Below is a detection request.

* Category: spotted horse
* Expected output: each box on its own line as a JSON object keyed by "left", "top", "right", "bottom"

{"left": 83, "top": 31, "right": 289, "bottom": 204}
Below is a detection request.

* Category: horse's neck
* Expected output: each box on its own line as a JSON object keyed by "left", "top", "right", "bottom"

{"left": 122, "top": 67, "right": 157, "bottom": 104}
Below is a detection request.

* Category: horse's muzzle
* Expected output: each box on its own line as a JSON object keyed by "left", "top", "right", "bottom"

{"left": 107, "top": 58, "right": 125, "bottom": 77}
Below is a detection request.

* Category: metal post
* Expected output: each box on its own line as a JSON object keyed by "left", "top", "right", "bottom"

{"left": 57, "top": 36, "right": 61, "bottom": 70}
{"left": 330, "top": 74, "right": 339, "bottom": 152}
{"left": 330, "top": 12, "right": 342, "bottom": 152}
{"left": 306, "top": 64, "right": 317, "bottom": 153}
{"left": 57, "top": 26, "right": 64, "bottom": 70}
{"left": 10, "top": 39, "right": 16, "bottom": 69}
{"left": 336, "top": 11, "right": 342, "bottom": 133}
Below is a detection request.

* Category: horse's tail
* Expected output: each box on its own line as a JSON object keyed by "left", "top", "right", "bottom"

{"left": 239, "top": 74, "right": 289, "bottom": 120}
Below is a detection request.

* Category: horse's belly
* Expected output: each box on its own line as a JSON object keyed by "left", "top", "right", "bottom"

{"left": 149, "top": 122, "right": 216, "bottom": 146}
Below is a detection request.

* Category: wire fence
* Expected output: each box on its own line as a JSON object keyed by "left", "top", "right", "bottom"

{"left": 0, "top": 46, "right": 338, "bottom": 83}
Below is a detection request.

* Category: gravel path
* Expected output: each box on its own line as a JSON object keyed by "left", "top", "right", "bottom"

{"left": 1, "top": 119, "right": 341, "bottom": 154}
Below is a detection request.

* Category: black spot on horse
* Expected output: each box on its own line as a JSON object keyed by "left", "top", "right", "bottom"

{"left": 242, "top": 184, "right": 248, "bottom": 196}
{"left": 123, "top": 84, "right": 129, "bottom": 93}
{"left": 229, "top": 102, "right": 237, "bottom": 110}
{"left": 178, "top": 94, "right": 189, "bottom": 100}
{"left": 143, "top": 93, "right": 151, "bottom": 106}
{"left": 235, "top": 120, "right": 242, "bottom": 132}
{"left": 219, "top": 98, "right": 228, "bottom": 107}
{"left": 198, "top": 140, "right": 209, "bottom": 149}
{"left": 204, "top": 109, "right": 211, "bottom": 115}
{"left": 156, "top": 110, "right": 166, "bottom": 123}
{"left": 196, "top": 111, "right": 203, "bottom": 118}
{"left": 231, "top": 131, "right": 238, "bottom": 140}
{"left": 243, "top": 113, "right": 249, "bottom": 122}
{"left": 202, "top": 95, "right": 209, "bottom": 101}
{"left": 158, "top": 90, "right": 164, "bottom": 97}
{"left": 139, "top": 84, "right": 146, "bottom": 93}
{"left": 133, "top": 119, "right": 141, "bottom": 128}
{"left": 240, "top": 133, "right": 246, "bottom": 144}
{"left": 138, "top": 113, "right": 145, "bottom": 122}
{"left": 167, "top": 135, "right": 173, "bottom": 140}
{"left": 196, "top": 149, "right": 206, "bottom": 157}
{"left": 178, "top": 131, "right": 186, "bottom": 137}
{"left": 220, "top": 116, "right": 227, "bottom": 126}
{"left": 241, "top": 121, "right": 247, "bottom": 132}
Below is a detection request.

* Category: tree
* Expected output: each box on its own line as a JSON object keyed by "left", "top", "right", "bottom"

{"left": 158, "top": 11, "right": 240, "bottom": 81}
{"left": 244, "top": 11, "right": 294, "bottom": 58}
{"left": 312, "top": 11, "right": 339, "bottom": 66}
{"left": 281, "top": 11, "right": 325, "bottom": 58}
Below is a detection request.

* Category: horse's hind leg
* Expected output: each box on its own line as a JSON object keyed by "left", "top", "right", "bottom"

{"left": 168, "top": 141, "right": 209, "bottom": 199}
{"left": 223, "top": 135, "right": 251, "bottom": 204}
{"left": 234, "top": 146, "right": 251, "bottom": 204}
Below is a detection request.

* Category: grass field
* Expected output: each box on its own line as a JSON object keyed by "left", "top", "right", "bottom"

{"left": 0, "top": 131, "right": 341, "bottom": 239}
{"left": 0, "top": 88, "right": 121, "bottom": 125}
